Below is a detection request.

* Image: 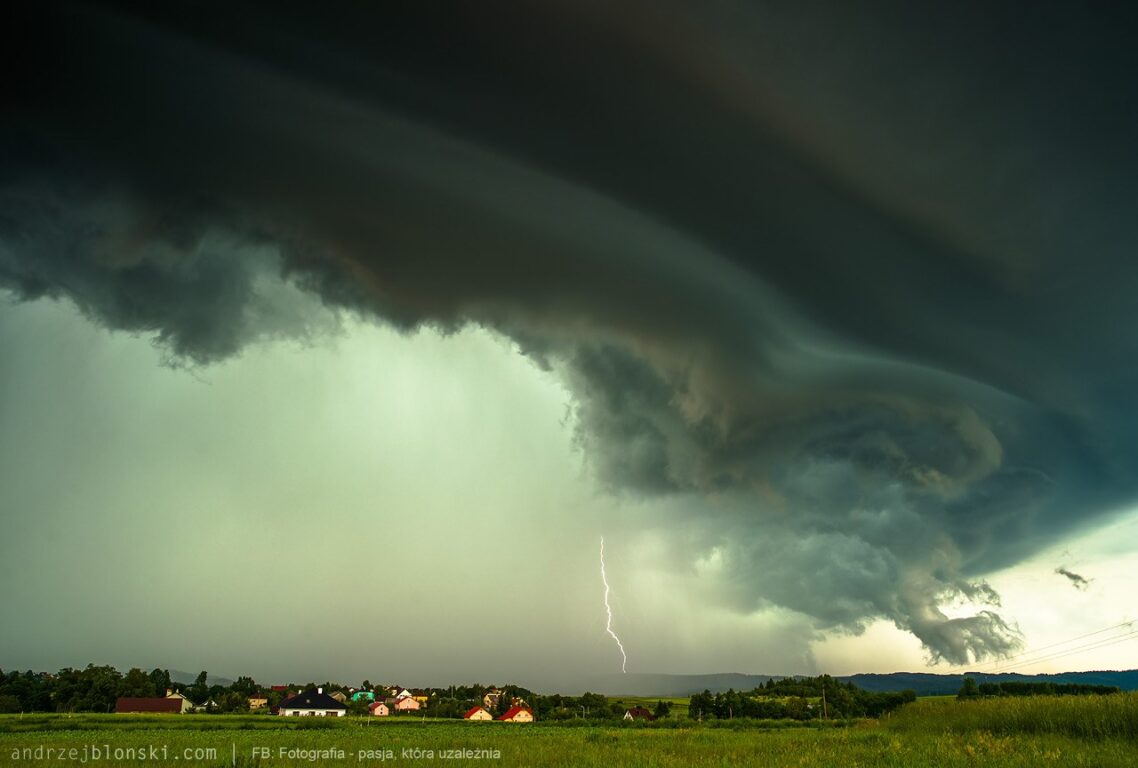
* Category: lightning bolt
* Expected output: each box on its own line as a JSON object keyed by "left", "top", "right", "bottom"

{"left": 599, "top": 536, "right": 628, "bottom": 673}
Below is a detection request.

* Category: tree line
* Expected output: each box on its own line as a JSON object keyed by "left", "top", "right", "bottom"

{"left": 688, "top": 675, "right": 916, "bottom": 720}
{"left": 0, "top": 666, "right": 270, "bottom": 714}
{"left": 957, "top": 677, "right": 1120, "bottom": 699}
{"left": 0, "top": 666, "right": 672, "bottom": 720}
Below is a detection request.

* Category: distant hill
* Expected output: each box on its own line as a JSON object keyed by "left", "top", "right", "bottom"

{"left": 168, "top": 669, "right": 234, "bottom": 688}
{"left": 560, "top": 670, "right": 1138, "bottom": 697}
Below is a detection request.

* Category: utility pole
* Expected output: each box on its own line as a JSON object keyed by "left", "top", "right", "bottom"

{"left": 821, "top": 684, "right": 828, "bottom": 721}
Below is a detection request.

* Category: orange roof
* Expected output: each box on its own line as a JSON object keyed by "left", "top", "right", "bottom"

{"left": 463, "top": 706, "right": 488, "bottom": 718}
{"left": 497, "top": 705, "right": 532, "bottom": 721}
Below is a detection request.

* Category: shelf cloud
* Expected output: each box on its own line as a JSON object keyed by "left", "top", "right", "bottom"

{"left": 4, "top": 1, "right": 1137, "bottom": 664}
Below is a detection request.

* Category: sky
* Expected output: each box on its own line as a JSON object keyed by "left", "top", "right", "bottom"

{"left": 2, "top": 1, "right": 1137, "bottom": 689}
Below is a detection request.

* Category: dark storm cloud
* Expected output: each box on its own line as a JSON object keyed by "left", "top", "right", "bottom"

{"left": 4, "top": 1, "right": 1138, "bottom": 663}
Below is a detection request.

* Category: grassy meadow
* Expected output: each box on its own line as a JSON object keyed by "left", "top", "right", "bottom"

{"left": 1, "top": 693, "right": 1135, "bottom": 767}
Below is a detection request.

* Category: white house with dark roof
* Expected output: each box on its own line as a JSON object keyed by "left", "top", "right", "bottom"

{"left": 278, "top": 688, "right": 348, "bottom": 717}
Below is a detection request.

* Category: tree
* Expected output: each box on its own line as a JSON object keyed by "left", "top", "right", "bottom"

{"left": 149, "top": 669, "right": 171, "bottom": 697}
{"left": 217, "top": 691, "right": 249, "bottom": 714}
{"left": 578, "top": 692, "right": 609, "bottom": 719}
{"left": 653, "top": 700, "right": 671, "bottom": 719}
{"left": 688, "top": 690, "right": 713, "bottom": 720}
{"left": 231, "top": 676, "right": 258, "bottom": 697}
{"left": 958, "top": 677, "right": 980, "bottom": 699}
{"left": 188, "top": 671, "right": 209, "bottom": 705}
{"left": 347, "top": 699, "right": 371, "bottom": 717}
{"left": 121, "top": 668, "right": 154, "bottom": 697}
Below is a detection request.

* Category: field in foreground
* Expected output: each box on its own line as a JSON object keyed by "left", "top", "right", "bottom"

{"left": 1, "top": 693, "right": 1135, "bottom": 767}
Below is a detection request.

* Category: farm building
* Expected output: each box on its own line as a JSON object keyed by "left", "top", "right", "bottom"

{"left": 463, "top": 706, "right": 493, "bottom": 721}
{"left": 368, "top": 701, "right": 390, "bottom": 717}
{"left": 163, "top": 690, "right": 194, "bottom": 713}
{"left": 115, "top": 697, "right": 182, "bottom": 714}
{"left": 497, "top": 706, "right": 533, "bottom": 722}
{"left": 624, "top": 707, "right": 655, "bottom": 721}
{"left": 278, "top": 688, "right": 348, "bottom": 717}
{"left": 482, "top": 688, "right": 503, "bottom": 710}
{"left": 391, "top": 695, "right": 420, "bottom": 712}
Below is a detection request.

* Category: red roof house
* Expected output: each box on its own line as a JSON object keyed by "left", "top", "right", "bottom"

{"left": 497, "top": 705, "right": 534, "bottom": 722}
{"left": 463, "top": 706, "right": 493, "bottom": 721}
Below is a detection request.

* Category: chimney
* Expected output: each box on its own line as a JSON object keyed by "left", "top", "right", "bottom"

{"left": 317, "top": 687, "right": 323, "bottom": 694}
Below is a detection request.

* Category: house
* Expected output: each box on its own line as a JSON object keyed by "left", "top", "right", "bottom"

{"left": 248, "top": 696, "right": 268, "bottom": 710}
{"left": 194, "top": 698, "right": 218, "bottom": 713}
{"left": 623, "top": 707, "right": 655, "bottom": 721}
{"left": 482, "top": 688, "right": 503, "bottom": 710}
{"left": 391, "top": 695, "right": 420, "bottom": 712}
{"left": 329, "top": 691, "right": 348, "bottom": 704}
{"left": 163, "top": 690, "right": 194, "bottom": 714}
{"left": 497, "top": 706, "right": 533, "bottom": 723}
{"left": 278, "top": 688, "right": 348, "bottom": 717}
{"left": 368, "top": 701, "right": 390, "bottom": 717}
{"left": 115, "top": 697, "right": 182, "bottom": 714}
{"left": 463, "top": 706, "right": 493, "bottom": 721}
{"left": 351, "top": 691, "right": 375, "bottom": 702}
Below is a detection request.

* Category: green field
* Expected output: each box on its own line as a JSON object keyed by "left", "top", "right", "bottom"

{"left": 2, "top": 693, "right": 1135, "bottom": 767}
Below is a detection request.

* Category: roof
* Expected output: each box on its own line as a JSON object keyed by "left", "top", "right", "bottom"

{"left": 625, "top": 707, "right": 654, "bottom": 719}
{"left": 463, "top": 706, "right": 489, "bottom": 718}
{"left": 368, "top": 701, "right": 388, "bottom": 710}
{"left": 497, "top": 705, "right": 532, "bottom": 721}
{"left": 115, "top": 697, "right": 182, "bottom": 714}
{"left": 279, "top": 689, "right": 347, "bottom": 711}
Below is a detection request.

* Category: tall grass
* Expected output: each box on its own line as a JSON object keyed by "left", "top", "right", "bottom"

{"left": 3, "top": 700, "right": 1137, "bottom": 767}
{"left": 885, "top": 692, "right": 1138, "bottom": 741}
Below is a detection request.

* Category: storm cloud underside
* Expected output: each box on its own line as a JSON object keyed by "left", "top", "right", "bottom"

{"left": 4, "top": 1, "right": 1138, "bottom": 664}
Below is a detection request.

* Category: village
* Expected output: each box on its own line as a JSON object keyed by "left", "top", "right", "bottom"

{"left": 111, "top": 682, "right": 661, "bottom": 723}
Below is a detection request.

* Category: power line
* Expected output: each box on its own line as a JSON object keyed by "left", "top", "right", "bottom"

{"left": 998, "top": 628, "right": 1138, "bottom": 672}
{"left": 973, "top": 618, "right": 1135, "bottom": 672}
